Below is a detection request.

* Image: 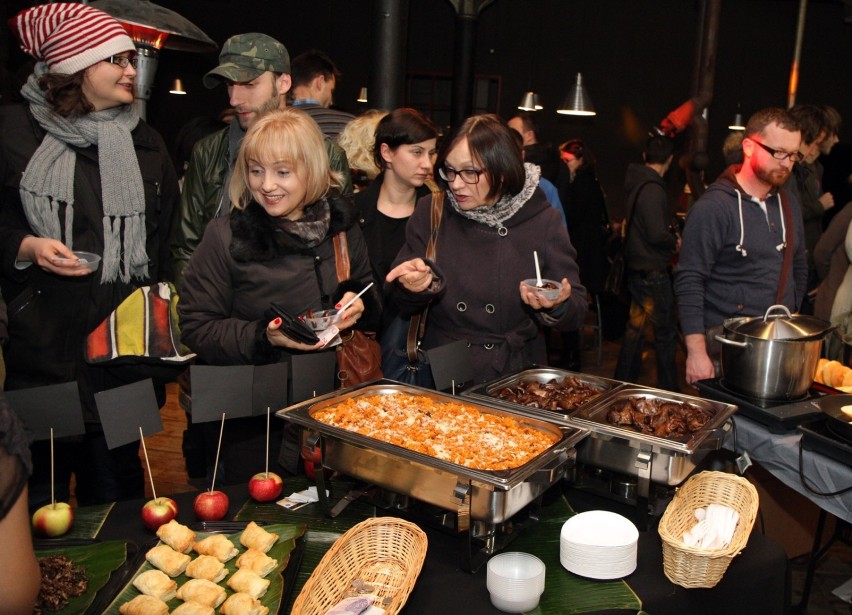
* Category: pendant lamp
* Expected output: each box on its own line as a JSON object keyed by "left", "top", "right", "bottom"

{"left": 517, "top": 91, "right": 542, "bottom": 111}
{"left": 557, "top": 73, "right": 596, "bottom": 116}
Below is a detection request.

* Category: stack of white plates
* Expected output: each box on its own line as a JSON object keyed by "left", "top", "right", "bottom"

{"left": 560, "top": 510, "right": 639, "bottom": 579}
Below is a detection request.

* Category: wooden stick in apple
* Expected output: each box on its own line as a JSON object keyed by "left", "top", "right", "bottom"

{"left": 194, "top": 413, "right": 230, "bottom": 520}
{"left": 249, "top": 407, "right": 283, "bottom": 502}
{"left": 140, "top": 427, "right": 178, "bottom": 531}
{"left": 32, "top": 428, "right": 75, "bottom": 537}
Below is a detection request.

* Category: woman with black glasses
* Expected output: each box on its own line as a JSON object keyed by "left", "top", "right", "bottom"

{"left": 0, "top": 4, "right": 179, "bottom": 506}
{"left": 386, "top": 114, "right": 587, "bottom": 383}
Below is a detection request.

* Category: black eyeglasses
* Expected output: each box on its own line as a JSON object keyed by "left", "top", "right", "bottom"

{"left": 749, "top": 139, "right": 804, "bottom": 163}
{"left": 438, "top": 164, "right": 485, "bottom": 184}
{"left": 105, "top": 55, "right": 138, "bottom": 69}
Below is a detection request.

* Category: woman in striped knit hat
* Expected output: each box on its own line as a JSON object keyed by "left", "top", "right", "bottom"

{"left": 0, "top": 3, "right": 180, "bottom": 507}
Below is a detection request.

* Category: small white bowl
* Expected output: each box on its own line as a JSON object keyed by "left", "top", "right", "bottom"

{"left": 302, "top": 309, "right": 339, "bottom": 331}
{"left": 522, "top": 278, "right": 562, "bottom": 301}
{"left": 53, "top": 250, "right": 101, "bottom": 273}
{"left": 487, "top": 552, "right": 545, "bottom": 610}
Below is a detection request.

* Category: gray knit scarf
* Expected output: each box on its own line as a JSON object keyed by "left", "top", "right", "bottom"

{"left": 446, "top": 163, "right": 540, "bottom": 233}
{"left": 19, "top": 62, "right": 147, "bottom": 283}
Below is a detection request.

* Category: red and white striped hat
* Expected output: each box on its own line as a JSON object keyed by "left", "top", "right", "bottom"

{"left": 9, "top": 3, "right": 134, "bottom": 75}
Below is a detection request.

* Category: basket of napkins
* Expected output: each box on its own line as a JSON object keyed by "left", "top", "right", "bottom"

{"left": 658, "top": 471, "right": 759, "bottom": 588}
{"left": 291, "top": 517, "right": 427, "bottom": 615}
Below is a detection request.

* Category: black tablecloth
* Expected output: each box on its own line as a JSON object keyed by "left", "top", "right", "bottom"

{"left": 97, "top": 481, "right": 790, "bottom": 614}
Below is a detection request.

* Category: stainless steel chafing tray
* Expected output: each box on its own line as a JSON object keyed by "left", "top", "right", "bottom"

{"left": 463, "top": 366, "right": 624, "bottom": 423}
{"left": 569, "top": 386, "right": 737, "bottom": 486}
{"left": 277, "top": 381, "right": 589, "bottom": 524}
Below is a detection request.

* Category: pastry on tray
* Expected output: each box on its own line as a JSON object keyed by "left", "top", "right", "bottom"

{"left": 145, "top": 544, "right": 191, "bottom": 578}
{"left": 193, "top": 534, "right": 239, "bottom": 562}
{"left": 155, "top": 519, "right": 197, "bottom": 554}
{"left": 118, "top": 594, "right": 169, "bottom": 615}
{"left": 220, "top": 591, "right": 270, "bottom": 615}
{"left": 175, "top": 578, "right": 227, "bottom": 608}
{"left": 170, "top": 601, "right": 216, "bottom": 615}
{"left": 239, "top": 521, "right": 279, "bottom": 553}
{"left": 131, "top": 569, "right": 177, "bottom": 601}
{"left": 235, "top": 548, "right": 278, "bottom": 577}
{"left": 227, "top": 567, "right": 271, "bottom": 599}
{"left": 185, "top": 554, "right": 228, "bottom": 583}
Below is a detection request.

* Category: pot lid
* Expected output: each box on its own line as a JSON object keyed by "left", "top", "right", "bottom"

{"left": 727, "top": 305, "right": 832, "bottom": 340}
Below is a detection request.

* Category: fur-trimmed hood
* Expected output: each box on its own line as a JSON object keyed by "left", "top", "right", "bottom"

{"left": 229, "top": 190, "right": 358, "bottom": 262}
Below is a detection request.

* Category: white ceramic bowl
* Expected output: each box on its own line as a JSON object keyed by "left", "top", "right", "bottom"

{"left": 522, "top": 278, "right": 562, "bottom": 301}
{"left": 486, "top": 552, "right": 545, "bottom": 607}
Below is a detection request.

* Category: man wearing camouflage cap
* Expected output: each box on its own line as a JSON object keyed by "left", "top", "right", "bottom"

{"left": 169, "top": 33, "right": 352, "bottom": 480}
{"left": 171, "top": 32, "right": 352, "bottom": 288}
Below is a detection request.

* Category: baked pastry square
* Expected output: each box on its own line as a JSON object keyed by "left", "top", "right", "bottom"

{"left": 239, "top": 521, "right": 278, "bottom": 553}
{"left": 220, "top": 591, "right": 270, "bottom": 615}
{"left": 227, "top": 568, "right": 271, "bottom": 599}
{"left": 131, "top": 569, "right": 177, "bottom": 601}
{"left": 170, "top": 601, "right": 215, "bottom": 615}
{"left": 193, "top": 534, "right": 239, "bottom": 562}
{"left": 118, "top": 594, "right": 169, "bottom": 615}
{"left": 185, "top": 554, "right": 228, "bottom": 583}
{"left": 145, "top": 544, "right": 191, "bottom": 578}
{"left": 235, "top": 548, "right": 278, "bottom": 577}
{"left": 175, "top": 578, "right": 227, "bottom": 608}
{"left": 155, "top": 519, "right": 196, "bottom": 554}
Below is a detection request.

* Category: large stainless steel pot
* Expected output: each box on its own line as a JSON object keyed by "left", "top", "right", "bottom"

{"left": 716, "top": 305, "right": 833, "bottom": 400}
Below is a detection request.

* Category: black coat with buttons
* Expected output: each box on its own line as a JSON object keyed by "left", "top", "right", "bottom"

{"left": 390, "top": 187, "right": 587, "bottom": 383}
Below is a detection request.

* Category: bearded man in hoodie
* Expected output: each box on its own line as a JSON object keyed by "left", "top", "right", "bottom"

{"left": 674, "top": 108, "right": 807, "bottom": 385}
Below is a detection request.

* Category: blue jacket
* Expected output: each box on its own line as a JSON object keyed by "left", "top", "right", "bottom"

{"left": 674, "top": 165, "right": 807, "bottom": 334}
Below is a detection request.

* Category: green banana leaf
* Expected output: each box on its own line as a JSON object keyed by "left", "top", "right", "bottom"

{"left": 100, "top": 523, "right": 305, "bottom": 614}
{"left": 510, "top": 492, "right": 643, "bottom": 614}
{"left": 34, "top": 540, "right": 126, "bottom": 614}
{"left": 32, "top": 503, "right": 114, "bottom": 542}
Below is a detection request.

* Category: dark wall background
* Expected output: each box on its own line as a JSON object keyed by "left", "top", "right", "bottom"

{"left": 3, "top": 0, "right": 851, "bottom": 216}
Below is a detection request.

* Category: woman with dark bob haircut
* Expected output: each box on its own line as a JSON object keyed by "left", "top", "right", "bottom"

{"left": 386, "top": 114, "right": 587, "bottom": 383}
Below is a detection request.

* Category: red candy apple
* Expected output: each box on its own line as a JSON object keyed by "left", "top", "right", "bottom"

{"left": 248, "top": 471, "right": 284, "bottom": 502}
{"left": 194, "top": 490, "right": 229, "bottom": 521}
{"left": 32, "top": 502, "right": 74, "bottom": 538}
{"left": 141, "top": 497, "right": 178, "bottom": 531}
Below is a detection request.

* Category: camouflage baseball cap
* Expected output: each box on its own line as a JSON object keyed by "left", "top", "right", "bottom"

{"left": 203, "top": 33, "right": 290, "bottom": 88}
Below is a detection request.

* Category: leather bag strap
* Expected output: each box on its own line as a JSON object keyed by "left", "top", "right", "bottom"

{"left": 406, "top": 189, "right": 444, "bottom": 363}
{"left": 332, "top": 231, "right": 350, "bottom": 282}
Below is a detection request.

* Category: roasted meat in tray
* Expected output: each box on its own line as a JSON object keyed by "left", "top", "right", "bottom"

{"left": 605, "top": 396, "right": 712, "bottom": 439}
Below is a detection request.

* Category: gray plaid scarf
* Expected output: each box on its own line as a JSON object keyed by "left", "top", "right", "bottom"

{"left": 446, "top": 163, "right": 540, "bottom": 232}
{"left": 19, "top": 63, "right": 148, "bottom": 283}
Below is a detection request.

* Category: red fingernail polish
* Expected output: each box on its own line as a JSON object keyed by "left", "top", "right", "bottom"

{"left": 335, "top": 303, "right": 341, "bottom": 309}
{"left": 273, "top": 317, "right": 281, "bottom": 326}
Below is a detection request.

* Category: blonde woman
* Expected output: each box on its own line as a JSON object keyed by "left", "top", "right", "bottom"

{"left": 178, "top": 108, "right": 378, "bottom": 479}
{"left": 338, "top": 109, "right": 388, "bottom": 191}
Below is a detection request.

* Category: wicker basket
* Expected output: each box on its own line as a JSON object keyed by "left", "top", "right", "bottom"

{"left": 658, "top": 470, "right": 759, "bottom": 589}
{"left": 291, "top": 517, "right": 428, "bottom": 615}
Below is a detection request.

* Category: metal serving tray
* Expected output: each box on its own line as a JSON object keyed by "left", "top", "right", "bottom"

{"left": 463, "top": 367, "right": 625, "bottom": 423}
{"left": 570, "top": 386, "right": 736, "bottom": 486}
{"left": 277, "top": 381, "right": 588, "bottom": 524}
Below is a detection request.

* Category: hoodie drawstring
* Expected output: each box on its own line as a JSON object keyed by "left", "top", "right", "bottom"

{"left": 734, "top": 189, "right": 787, "bottom": 257}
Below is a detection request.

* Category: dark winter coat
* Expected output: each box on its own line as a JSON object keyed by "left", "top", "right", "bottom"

{"left": 0, "top": 104, "right": 179, "bottom": 421}
{"left": 622, "top": 163, "right": 677, "bottom": 273}
{"left": 178, "top": 193, "right": 379, "bottom": 366}
{"left": 560, "top": 167, "right": 609, "bottom": 293}
{"left": 390, "top": 187, "right": 587, "bottom": 384}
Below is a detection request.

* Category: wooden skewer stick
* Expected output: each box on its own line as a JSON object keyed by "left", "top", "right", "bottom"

{"left": 140, "top": 426, "right": 157, "bottom": 500}
{"left": 210, "top": 412, "right": 226, "bottom": 494}
{"left": 50, "top": 427, "right": 55, "bottom": 507}
{"left": 265, "top": 406, "right": 271, "bottom": 478}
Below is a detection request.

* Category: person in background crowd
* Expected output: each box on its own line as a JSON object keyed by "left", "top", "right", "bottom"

{"left": 289, "top": 49, "right": 355, "bottom": 141}
{"left": 722, "top": 131, "right": 744, "bottom": 166}
{"left": 355, "top": 108, "right": 438, "bottom": 340}
{"left": 786, "top": 104, "right": 834, "bottom": 312}
{"left": 508, "top": 111, "right": 561, "bottom": 183}
{"left": 171, "top": 33, "right": 353, "bottom": 290}
{"left": 614, "top": 135, "right": 680, "bottom": 391}
{"left": 339, "top": 108, "right": 388, "bottom": 192}
{"left": 675, "top": 108, "right": 807, "bottom": 385}
{"left": 178, "top": 108, "right": 379, "bottom": 480}
{"left": 818, "top": 105, "right": 848, "bottom": 228}
{"left": 509, "top": 125, "right": 566, "bottom": 227}
{"left": 0, "top": 3, "right": 179, "bottom": 505}
{"left": 813, "top": 201, "right": 852, "bottom": 360}
{"left": 387, "top": 114, "right": 587, "bottom": 383}
{"left": 173, "top": 115, "right": 227, "bottom": 190}
{"left": 557, "top": 139, "right": 609, "bottom": 370}
{"left": 0, "top": 393, "right": 40, "bottom": 615}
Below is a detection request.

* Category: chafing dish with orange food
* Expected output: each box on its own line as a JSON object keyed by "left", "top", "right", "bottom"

{"left": 277, "top": 382, "right": 588, "bottom": 524}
